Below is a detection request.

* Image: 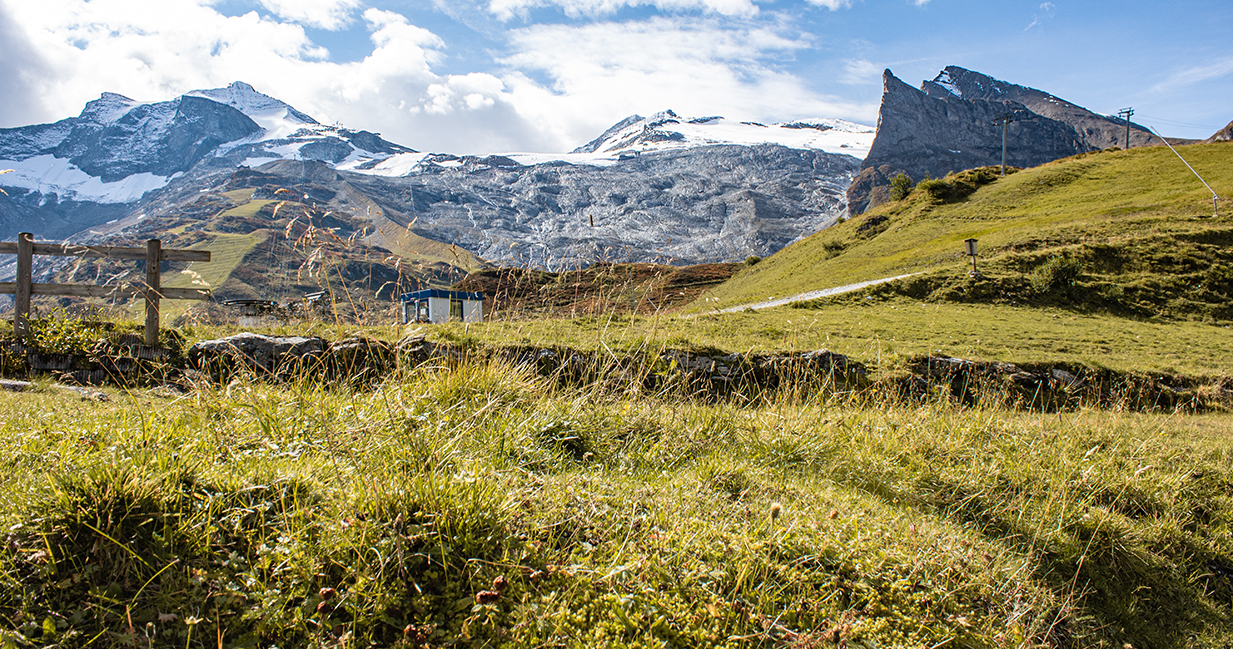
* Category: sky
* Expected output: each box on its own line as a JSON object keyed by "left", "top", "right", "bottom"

{"left": 0, "top": 0, "right": 1230, "bottom": 154}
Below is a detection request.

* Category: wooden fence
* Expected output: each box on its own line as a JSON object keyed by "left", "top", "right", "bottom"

{"left": 1, "top": 232, "right": 211, "bottom": 346}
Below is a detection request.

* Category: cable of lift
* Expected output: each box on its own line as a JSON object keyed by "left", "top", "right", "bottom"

{"left": 1147, "top": 125, "right": 1220, "bottom": 218}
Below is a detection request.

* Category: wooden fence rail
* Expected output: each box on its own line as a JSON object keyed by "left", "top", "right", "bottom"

{"left": 1, "top": 233, "right": 211, "bottom": 346}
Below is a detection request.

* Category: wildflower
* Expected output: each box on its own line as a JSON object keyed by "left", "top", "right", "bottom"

{"left": 769, "top": 502, "right": 782, "bottom": 520}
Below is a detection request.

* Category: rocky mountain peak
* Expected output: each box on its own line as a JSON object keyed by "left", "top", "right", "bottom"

{"left": 847, "top": 66, "right": 1168, "bottom": 215}
{"left": 1207, "top": 120, "right": 1233, "bottom": 143}
{"left": 79, "top": 92, "right": 141, "bottom": 124}
{"left": 188, "top": 81, "right": 319, "bottom": 128}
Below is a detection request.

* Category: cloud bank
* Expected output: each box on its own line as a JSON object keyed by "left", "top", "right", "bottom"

{"left": 0, "top": 0, "right": 873, "bottom": 153}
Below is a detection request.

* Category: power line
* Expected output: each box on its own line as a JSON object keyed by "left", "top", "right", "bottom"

{"left": 1136, "top": 114, "right": 1219, "bottom": 130}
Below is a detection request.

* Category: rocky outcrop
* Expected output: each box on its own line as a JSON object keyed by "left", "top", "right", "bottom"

{"left": 188, "top": 332, "right": 409, "bottom": 382}
{"left": 7, "top": 329, "right": 1226, "bottom": 412}
{"left": 848, "top": 67, "right": 1164, "bottom": 215}
{"left": 346, "top": 143, "right": 858, "bottom": 269}
{"left": 188, "top": 332, "right": 329, "bottom": 378}
{"left": 892, "top": 356, "right": 1224, "bottom": 413}
{"left": 1207, "top": 120, "right": 1233, "bottom": 143}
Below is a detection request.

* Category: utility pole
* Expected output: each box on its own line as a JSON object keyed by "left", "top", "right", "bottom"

{"left": 991, "top": 114, "right": 1016, "bottom": 176}
{"left": 1118, "top": 107, "right": 1134, "bottom": 148}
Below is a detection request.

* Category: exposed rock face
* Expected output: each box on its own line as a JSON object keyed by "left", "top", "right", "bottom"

{"left": 922, "top": 67, "right": 1161, "bottom": 150}
{"left": 848, "top": 66, "right": 1163, "bottom": 215}
{"left": 55, "top": 96, "right": 263, "bottom": 182}
{"left": 1207, "top": 120, "right": 1233, "bottom": 143}
{"left": 347, "top": 144, "right": 858, "bottom": 269}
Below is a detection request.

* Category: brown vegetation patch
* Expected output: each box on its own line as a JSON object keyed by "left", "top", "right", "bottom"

{"left": 455, "top": 262, "right": 742, "bottom": 319}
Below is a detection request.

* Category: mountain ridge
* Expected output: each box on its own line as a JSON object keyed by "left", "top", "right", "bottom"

{"left": 847, "top": 66, "right": 1170, "bottom": 215}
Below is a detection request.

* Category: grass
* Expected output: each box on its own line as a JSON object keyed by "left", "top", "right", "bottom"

{"left": 695, "top": 143, "right": 1233, "bottom": 316}
{"left": 431, "top": 300, "right": 1233, "bottom": 377}
{"left": 216, "top": 199, "right": 278, "bottom": 220}
{"left": 171, "top": 233, "right": 266, "bottom": 293}
{"left": 1, "top": 352, "right": 1231, "bottom": 647}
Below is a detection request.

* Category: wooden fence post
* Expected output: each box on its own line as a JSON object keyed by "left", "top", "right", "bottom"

{"left": 145, "top": 239, "right": 161, "bottom": 347}
{"left": 15, "top": 232, "right": 32, "bottom": 342}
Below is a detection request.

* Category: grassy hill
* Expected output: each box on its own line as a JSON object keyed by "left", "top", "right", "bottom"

{"left": 693, "top": 143, "right": 1233, "bottom": 321}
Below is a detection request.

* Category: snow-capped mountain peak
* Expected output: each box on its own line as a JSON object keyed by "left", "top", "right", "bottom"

{"left": 567, "top": 110, "right": 874, "bottom": 161}
{"left": 79, "top": 92, "right": 142, "bottom": 124}
{"left": 0, "top": 82, "right": 414, "bottom": 206}
{"left": 187, "top": 81, "right": 318, "bottom": 140}
{"left": 345, "top": 110, "right": 873, "bottom": 178}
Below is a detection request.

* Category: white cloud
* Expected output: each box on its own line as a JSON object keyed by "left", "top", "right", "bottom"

{"left": 802, "top": 0, "right": 852, "bottom": 9}
{"left": 0, "top": 0, "right": 876, "bottom": 156}
{"left": 1024, "top": 1, "right": 1054, "bottom": 31}
{"left": 487, "top": 0, "right": 759, "bottom": 20}
{"left": 0, "top": 0, "right": 558, "bottom": 153}
{"left": 1150, "top": 57, "right": 1233, "bottom": 94}
{"left": 257, "top": 0, "right": 363, "bottom": 30}
{"left": 839, "top": 59, "right": 880, "bottom": 85}
{"left": 498, "top": 17, "right": 875, "bottom": 147}
{"left": 420, "top": 73, "right": 507, "bottom": 114}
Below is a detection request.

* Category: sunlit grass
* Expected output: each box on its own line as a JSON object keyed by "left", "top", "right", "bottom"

{"left": 1, "top": 357, "right": 1230, "bottom": 647}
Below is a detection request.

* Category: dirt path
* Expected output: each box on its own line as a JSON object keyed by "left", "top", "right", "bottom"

{"left": 708, "top": 273, "right": 919, "bottom": 314}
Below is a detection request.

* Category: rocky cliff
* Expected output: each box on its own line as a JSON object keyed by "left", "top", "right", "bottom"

{"left": 848, "top": 67, "right": 1162, "bottom": 214}
{"left": 347, "top": 143, "right": 858, "bottom": 269}
{"left": 1207, "top": 120, "right": 1233, "bottom": 143}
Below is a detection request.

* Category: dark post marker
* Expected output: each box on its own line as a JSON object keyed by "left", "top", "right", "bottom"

{"left": 145, "top": 238, "right": 162, "bottom": 347}
{"left": 15, "top": 232, "right": 33, "bottom": 340}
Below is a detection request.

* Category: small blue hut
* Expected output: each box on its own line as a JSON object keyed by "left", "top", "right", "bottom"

{"left": 399, "top": 289, "right": 484, "bottom": 324}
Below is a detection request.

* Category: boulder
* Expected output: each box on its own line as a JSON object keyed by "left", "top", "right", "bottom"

{"left": 327, "top": 335, "right": 395, "bottom": 381}
{"left": 188, "top": 332, "right": 327, "bottom": 378}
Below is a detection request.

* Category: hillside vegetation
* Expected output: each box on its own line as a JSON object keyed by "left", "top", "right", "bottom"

{"left": 695, "top": 143, "right": 1233, "bottom": 320}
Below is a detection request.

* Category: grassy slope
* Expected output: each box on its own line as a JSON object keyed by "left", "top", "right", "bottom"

{"left": 336, "top": 184, "right": 485, "bottom": 271}
{"left": 430, "top": 300, "right": 1232, "bottom": 377}
{"left": 2, "top": 363, "right": 1232, "bottom": 647}
{"left": 695, "top": 143, "right": 1233, "bottom": 314}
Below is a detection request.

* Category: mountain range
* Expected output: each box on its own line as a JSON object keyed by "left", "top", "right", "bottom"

{"left": 1, "top": 69, "right": 1224, "bottom": 306}
{"left": 1, "top": 84, "right": 872, "bottom": 292}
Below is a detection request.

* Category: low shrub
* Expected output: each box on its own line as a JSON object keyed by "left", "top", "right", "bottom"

{"left": 1030, "top": 255, "right": 1082, "bottom": 294}
{"left": 888, "top": 172, "right": 912, "bottom": 201}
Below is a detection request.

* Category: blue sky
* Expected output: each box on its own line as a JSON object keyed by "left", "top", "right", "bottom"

{"left": 1, "top": 0, "right": 1229, "bottom": 154}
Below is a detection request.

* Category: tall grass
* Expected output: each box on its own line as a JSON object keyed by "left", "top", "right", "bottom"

{"left": 2, "top": 352, "right": 1231, "bottom": 647}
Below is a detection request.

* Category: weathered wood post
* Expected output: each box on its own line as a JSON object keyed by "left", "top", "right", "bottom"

{"left": 145, "top": 238, "right": 162, "bottom": 347}
{"left": 2, "top": 235, "right": 209, "bottom": 347}
{"left": 15, "top": 232, "right": 32, "bottom": 340}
